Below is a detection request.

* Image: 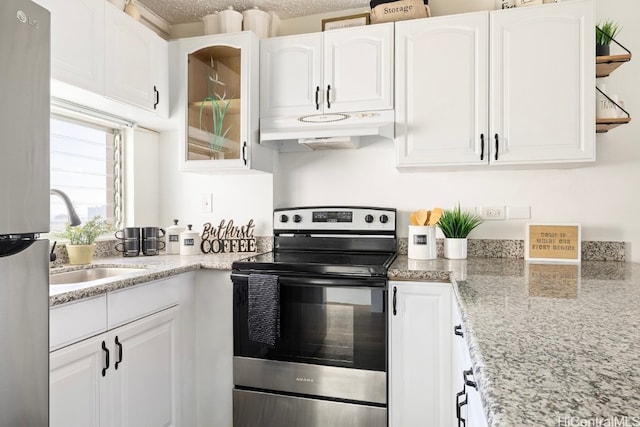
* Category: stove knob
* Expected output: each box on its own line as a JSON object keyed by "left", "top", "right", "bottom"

{"left": 365, "top": 214, "right": 374, "bottom": 223}
{"left": 380, "top": 214, "right": 389, "bottom": 224}
{"left": 293, "top": 214, "right": 302, "bottom": 223}
{"left": 280, "top": 214, "right": 289, "bottom": 223}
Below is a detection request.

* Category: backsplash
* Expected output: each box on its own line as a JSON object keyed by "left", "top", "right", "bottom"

{"left": 397, "top": 238, "right": 626, "bottom": 262}
{"left": 50, "top": 236, "right": 274, "bottom": 267}
{"left": 50, "top": 237, "right": 624, "bottom": 267}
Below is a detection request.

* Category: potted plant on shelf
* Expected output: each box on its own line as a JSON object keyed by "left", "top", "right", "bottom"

{"left": 436, "top": 204, "right": 483, "bottom": 260}
{"left": 55, "top": 215, "right": 113, "bottom": 265}
{"left": 596, "top": 19, "right": 621, "bottom": 57}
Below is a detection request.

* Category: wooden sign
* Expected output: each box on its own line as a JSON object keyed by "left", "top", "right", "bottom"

{"left": 525, "top": 223, "right": 581, "bottom": 263}
{"left": 200, "top": 219, "right": 257, "bottom": 254}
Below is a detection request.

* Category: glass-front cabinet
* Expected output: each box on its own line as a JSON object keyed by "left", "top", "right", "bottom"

{"left": 175, "top": 32, "right": 272, "bottom": 172}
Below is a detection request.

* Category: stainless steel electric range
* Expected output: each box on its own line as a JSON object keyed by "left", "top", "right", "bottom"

{"left": 231, "top": 206, "right": 397, "bottom": 427}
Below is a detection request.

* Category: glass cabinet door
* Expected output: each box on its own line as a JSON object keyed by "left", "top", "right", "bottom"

{"left": 187, "top": 45, "right": 242, "bottom": 161}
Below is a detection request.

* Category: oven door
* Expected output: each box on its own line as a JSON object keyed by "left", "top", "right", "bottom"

{"left": 231, "top": 272, "right": 387, "bottom": 405}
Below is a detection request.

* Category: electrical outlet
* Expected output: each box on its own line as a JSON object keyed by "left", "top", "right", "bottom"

{"left": 507, "top": 206, "right": 531, "bottom": 219}
{"left": 201, "top": 193, "right": 213, "bottom": 213}
{"left": 480, "top": 206, "right": 506, "bottom": 220}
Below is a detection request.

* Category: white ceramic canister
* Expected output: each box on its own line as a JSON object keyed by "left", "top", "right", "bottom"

{"left": 408, "top": 225, "right": 437, "bottom": 260}
{"left": 218, "top": 6, "right": 243, "bottom": 33}
{"left": 180, "top": 224, "right": 201, "bottom": 256}
{"left": 202, "top": 12, "right": 220, "bottom": 35}
{"left": 165, "top": 219, "right": 185, "bottom": 255}
{"left": 242, "top": 7, "right": 271, "bottom": 38}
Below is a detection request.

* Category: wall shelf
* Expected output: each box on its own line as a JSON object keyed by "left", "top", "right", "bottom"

{"left": 596, "top": 117, "right": 631, "bottom": 133}
{"left": 596, "top": 54, "right": 632, "bottom": 78}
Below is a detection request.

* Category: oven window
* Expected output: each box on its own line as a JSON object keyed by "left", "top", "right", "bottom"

{"left": 234, "top": 282, "right": 387, "bottom": 372}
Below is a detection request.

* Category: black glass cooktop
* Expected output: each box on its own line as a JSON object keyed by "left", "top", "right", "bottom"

{"left": 232, "top": 250, "right": 396, "bottom": 278}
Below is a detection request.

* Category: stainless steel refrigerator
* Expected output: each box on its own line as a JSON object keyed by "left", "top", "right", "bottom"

{"left": 0, "top": 0, "right": 50, "bottom": 426}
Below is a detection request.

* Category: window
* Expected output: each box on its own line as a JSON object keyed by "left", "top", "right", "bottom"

{"left": 49, "top": 117, "right": 123, "bottom": 232}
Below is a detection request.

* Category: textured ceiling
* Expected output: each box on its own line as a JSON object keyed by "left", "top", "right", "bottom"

{"left": 136, "top": 0, "right": 371, "bottom": 25}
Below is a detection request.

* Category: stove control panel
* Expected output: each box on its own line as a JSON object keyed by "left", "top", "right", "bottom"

{"left": 274, "top": 206, "right": 396, "bottom": 233}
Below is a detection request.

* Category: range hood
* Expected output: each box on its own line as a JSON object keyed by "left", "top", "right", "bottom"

{"left": 259, "top": 110, "right": 395, "bottom": 152}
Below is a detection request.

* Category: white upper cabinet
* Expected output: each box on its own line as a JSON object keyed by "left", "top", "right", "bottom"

{"left": 34, "top": 0, "right": 105, "bottom": 94}
{"left": 491, "top": 0, "right": 594, "bottom": 165}
{"left": 395, "top": 13, "right": 488, "bottom": 167}
{"left": 396, "top": 0, "right": 594, "bottom": 168}
{"left": 105, "top": 3, "right": 169, "bottom": 117}
{"left": 174, "top": 32, "right": 272, "bottom": 172}
{"left": 260, "top": 23, "right": 394, "bottom": 117}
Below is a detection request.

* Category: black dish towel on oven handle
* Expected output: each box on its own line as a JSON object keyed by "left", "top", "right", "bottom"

{"left": 248, "top": 274, "right": 280, "bottom": 347}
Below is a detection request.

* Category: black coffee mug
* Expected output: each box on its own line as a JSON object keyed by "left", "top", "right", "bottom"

{"left": 141, "top": 227, "right": 166, "bottom": 256}
{"left": 115, "top": 239, "right": 140, "bottom": 257}
{"left": 141, "top": 238, "right": 166, "bottom": 256}
{"left": 115, "top": 227, "right": 141, "bottom": 240}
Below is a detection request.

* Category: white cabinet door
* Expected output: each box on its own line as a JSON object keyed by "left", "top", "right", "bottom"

{"left": 490, "top": 0, "right": 594, "bottom": 164}
{"left": 395, "top": 14, "right": 488, "bottom": 167}
{"left": 260, "top": 33, "right": 323, "bottom": 117}
{"left": 389, "top": 281, "right": 452, "bottom": 427}
{"left": 176, "top": 32, "right": 271, "bottom": 172}
{"left": 50, "top": 307, "right": 179, "bottom": 427}
{"left": 324, "top": 23, "right": 394, "bottom": 113}
{"left": 50, "top": 334, "right": 108, "bottom": 427}
{"left": 34, "top": 0, "right": 105, "bottom": 94}
{"left": 260, "top": 24, "right": 394, "bottom": 117}
{"left": 105, "top": 3, "right": 168, "bottom": 116}
{"left": 396, "top": 1, "right": 594, "bottom": 169}
{"left": 108, "top": 307, "right": 178, "bottom": 427}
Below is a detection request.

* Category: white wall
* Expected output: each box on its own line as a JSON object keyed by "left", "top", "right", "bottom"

{"left": 158, "top": 0, "right": 640, "bottom": 261}
{"left": 157, "top": 131, "right": 274, "bottom": 237}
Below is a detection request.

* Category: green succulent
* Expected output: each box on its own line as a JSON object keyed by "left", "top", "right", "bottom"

{"left": 596, "top": 20, "right": 621, "bottom": 46}
{"left": 55, "top": 215, "right": 113, "bottom": 245}
{"left": 437, "top": 204, "right": 483, "bottom": 239}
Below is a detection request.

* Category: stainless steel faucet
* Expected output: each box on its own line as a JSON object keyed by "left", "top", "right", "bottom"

{"left": 50, "top": 189, "right": 81, "bottom": 226}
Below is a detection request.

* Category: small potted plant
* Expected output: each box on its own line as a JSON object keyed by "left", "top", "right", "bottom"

{"left": 436, "top": 204, "right": 483, "bottom": 260}
{"left": 55, "top": 215, "right": 113, "bottom": 265}
{"left": 596, "top": 19, "right": 621, "bottom": 57}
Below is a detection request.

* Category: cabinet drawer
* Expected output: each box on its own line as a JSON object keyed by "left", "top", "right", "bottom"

{"left": 50, "top": 295, "right": 107, "bottom": 351}
{"left": 107, "top": 277, "right": 181, "bottom": 329}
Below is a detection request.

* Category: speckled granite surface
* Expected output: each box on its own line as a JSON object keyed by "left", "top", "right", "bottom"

{"left": 49, "top": 252, "right": 254, "bottom": 306}
{"left": 52, "top": 243, "right": 636, "bottom": 426}
{"left": 391, "top": 255, "right": 640, "bottom": 426}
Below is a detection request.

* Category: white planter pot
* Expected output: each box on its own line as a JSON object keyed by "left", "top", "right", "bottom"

{"left": 444, "top": 238, "right": 467, "bottom": 260}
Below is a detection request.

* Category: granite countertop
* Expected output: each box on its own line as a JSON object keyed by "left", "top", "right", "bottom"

{"left": 390, "top": 255, "right": 640, "bottom": 427}
{"left": 49, "top": 252, "right": 253, "bottom": 306}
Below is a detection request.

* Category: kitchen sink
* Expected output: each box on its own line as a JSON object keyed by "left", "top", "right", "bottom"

{"left": 50, "top": 266, "right": 147, "bottom": 285}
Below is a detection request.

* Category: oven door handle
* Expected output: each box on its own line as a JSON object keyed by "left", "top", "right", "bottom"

{"left": 231, "top": 272, "right": 387, "bottom": 288}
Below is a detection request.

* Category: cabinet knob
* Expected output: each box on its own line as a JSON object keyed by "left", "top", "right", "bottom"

{"left": 326, "top": 85, "right": 332, "bottom": 109}
{"left": 454, "top": 324, "right": 464, "bottom": 337}
{"left": 115, "top": 336, "right": 123, "bottom": 370}
{"left": 480, "top": 134, "right": 485, "bottom": 161}
{"left": 463, "top": 368, "right": 478, "bottom": 390}
{"left": 154, "top": 85, "right": 159, "bottom": 109}
{"left": 101, "top": 341, "right": 110, "bottom": 377}
{"left": 494, "top": 134, "right": 499, "bottom": 161}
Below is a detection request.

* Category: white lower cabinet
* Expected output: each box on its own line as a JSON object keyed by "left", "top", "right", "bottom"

{"left": 389, "top": 281, "right": 453, "bottom": 427}
{"left": 452, "top": 296, "right": 488, "bottom": 427}
{"left": 49, "top": 273, "right": 196, "bottom": 427}
{"left": 50, "top": 307, "right": 178, "bottom": 427}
